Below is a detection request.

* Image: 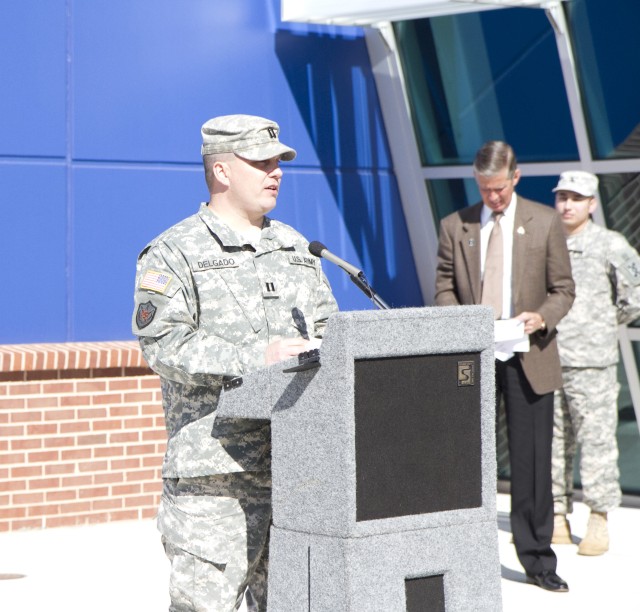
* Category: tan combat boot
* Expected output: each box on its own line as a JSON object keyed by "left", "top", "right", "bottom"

{"left": 552, "top": 513, "right": 572, "bottom": 545}
{"left": 578, "top": 511, "right": 609, "bottom": 556}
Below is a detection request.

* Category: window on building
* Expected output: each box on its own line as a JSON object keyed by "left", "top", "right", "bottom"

{"left": 394, "top": 8, "right": 578, "bottom": 166}
{"left": 567, "top": 0, "right": 640, "bottom": 161}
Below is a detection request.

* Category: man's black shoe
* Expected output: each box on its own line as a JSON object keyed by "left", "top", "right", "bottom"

{"left": 526, "top": 570, "right": 569, "bottom": 592}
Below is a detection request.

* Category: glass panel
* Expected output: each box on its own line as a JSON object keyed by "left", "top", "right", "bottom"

{"left": 427, "top": 178, "right": 477, "bottom": 221}
{"left": 566, "top": 0, "right": 640, "bottom": 160}
{"left": 516, "top": 176, "right": 561, "bottom": 209}
{"left": 598, "top": 172, "right": 640, "bottom": 252}
{"left": 616, "top": 354, "right": 640, "bottom": 496}
{"left": 395, "top": 9, "right": 577, "bottom": 166}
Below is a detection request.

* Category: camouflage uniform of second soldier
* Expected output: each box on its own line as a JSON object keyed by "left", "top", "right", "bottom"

{"left": 553, "top": 220, "right": 640, "bottom": 516}
{"left": 133, "top": 203, "right": 338, "bottom": 608}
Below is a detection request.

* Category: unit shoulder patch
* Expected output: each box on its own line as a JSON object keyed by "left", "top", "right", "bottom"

{"left": 136, "top": 301, "right": 157, "bottom": 329}
{"left": 619, "top": 256, "right": 640, "bottom": 287}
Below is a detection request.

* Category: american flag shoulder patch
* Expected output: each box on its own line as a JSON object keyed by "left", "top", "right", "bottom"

{"left": 140, "top": 270, "right": 172, "bottom": 294}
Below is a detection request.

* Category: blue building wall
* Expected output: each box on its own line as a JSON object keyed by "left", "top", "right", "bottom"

{"left": 0, "top": 0, "right": 422, "bottom": 344}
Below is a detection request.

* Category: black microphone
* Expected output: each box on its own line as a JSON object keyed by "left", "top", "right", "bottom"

{"left": 308, "top": 241, "right": 363, "bottom": 278}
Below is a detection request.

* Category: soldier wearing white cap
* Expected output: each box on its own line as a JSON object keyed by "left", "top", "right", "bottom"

{"left": 132, "top": 115, "right": 338, "bottom": 610}
{"left": 552, "top": 171, "right": 640, "bottom": 555}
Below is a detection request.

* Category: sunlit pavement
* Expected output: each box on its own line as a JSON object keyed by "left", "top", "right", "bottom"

{"left": 1, "top": 494, "right": 637, "bottom": 611}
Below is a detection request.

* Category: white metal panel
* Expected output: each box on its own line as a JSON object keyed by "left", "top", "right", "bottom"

{"left": 282, "top": 0, "right": 567, "bottom": 26}
{"left": 364, "top": 26, "right": 438, "bottom": 304}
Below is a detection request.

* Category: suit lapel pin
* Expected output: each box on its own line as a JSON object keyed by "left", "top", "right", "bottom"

{"left": 468, "top": 238, "right": 475, "bottom": 247}
{"left": 517, "top": 226, "right": 525, "bottom": 235}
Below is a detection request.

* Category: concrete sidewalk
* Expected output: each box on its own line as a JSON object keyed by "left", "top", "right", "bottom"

{"left": 0, "top": 494, "right": 637, "bottom": 611}
{"left": 496, "top": 494, "right": 638, "bottom": 612}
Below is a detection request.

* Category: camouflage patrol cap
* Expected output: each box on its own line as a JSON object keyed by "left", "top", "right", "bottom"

{"left": 201, "top": 114, "right": 296, "bottom": 161}
{"left": 553, "top": 171, "right": 598, "bottom": 197}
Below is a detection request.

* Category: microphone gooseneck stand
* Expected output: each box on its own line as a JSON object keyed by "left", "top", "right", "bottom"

{"left": 308, "top": 241, "right": 390, "bottom": 310}
{"left": 349, "top": 271, "right": 390, "bottom": 310}
{"left": 281, "top": 241, "right": 390, "bottom": 374}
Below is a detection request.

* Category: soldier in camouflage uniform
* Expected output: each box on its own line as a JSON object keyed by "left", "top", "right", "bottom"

{"left": 132, "top": 115, "right": 339, "bottom": 611}
{"left": 552, "top": 171, "right": 640, "bottom": 556}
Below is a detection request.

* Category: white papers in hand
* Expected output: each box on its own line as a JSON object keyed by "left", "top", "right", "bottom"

{"left": 494, "top": 319, "right": 529, "bottom": 361}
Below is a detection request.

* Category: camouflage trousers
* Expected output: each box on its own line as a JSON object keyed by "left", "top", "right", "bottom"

{"left": 552, "top": 366, "right": 622, "bottom": 515}
{"left": 158, "top": 472, "right": 271, "bottom": 612}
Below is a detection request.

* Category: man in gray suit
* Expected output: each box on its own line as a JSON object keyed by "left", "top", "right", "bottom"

{"left": 435, "top": 141, "right": 575, "bottom": 592}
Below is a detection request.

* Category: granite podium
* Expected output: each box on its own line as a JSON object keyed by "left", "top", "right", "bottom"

{"left": 216, "top": 305, "right": 503, "bottom": 611}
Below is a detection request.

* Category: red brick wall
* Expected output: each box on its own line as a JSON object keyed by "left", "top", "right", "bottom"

{"left": 0, "top": 342, "right": 165, "bottom": 532}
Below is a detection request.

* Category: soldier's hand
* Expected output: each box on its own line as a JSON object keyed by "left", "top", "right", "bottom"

{"left": 265, "top": 337, "right": 314, "bottom": 365}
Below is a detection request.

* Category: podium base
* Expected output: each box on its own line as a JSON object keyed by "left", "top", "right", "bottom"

{"left": 268, "top": 521, "right": 502, "bottom": 611}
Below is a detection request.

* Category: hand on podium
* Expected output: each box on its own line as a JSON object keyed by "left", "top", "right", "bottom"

{"left": 265, "top": 337, "right": 322, "bottom": 365}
